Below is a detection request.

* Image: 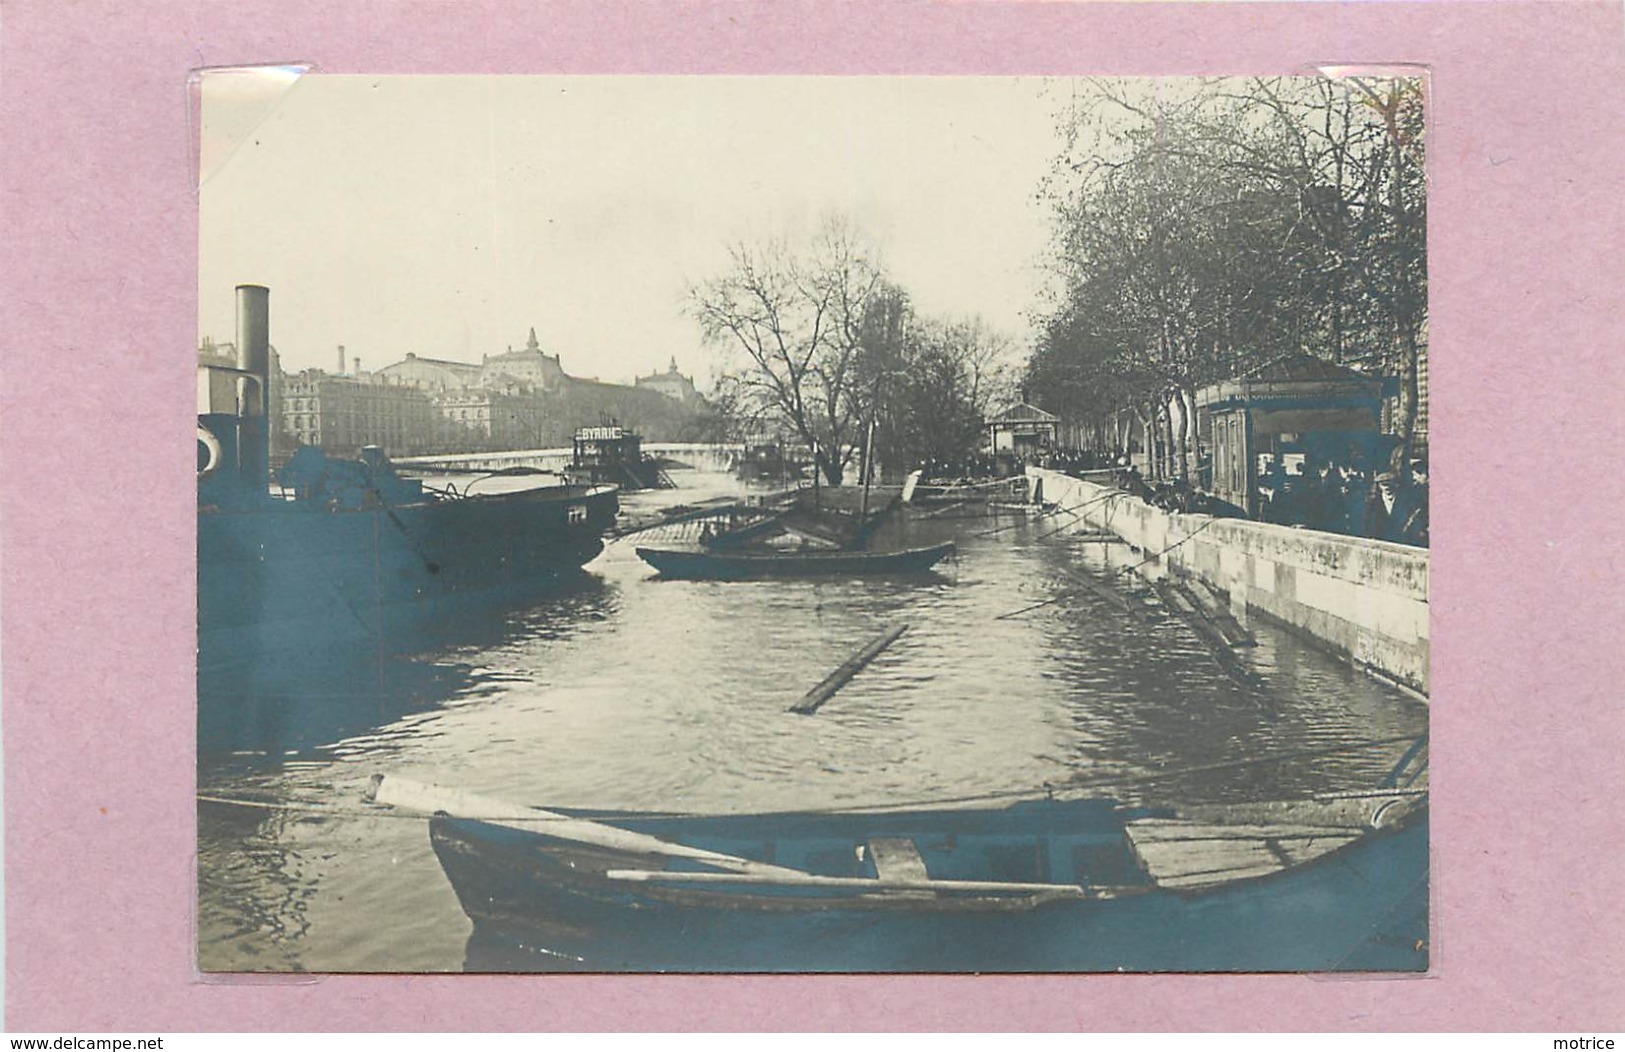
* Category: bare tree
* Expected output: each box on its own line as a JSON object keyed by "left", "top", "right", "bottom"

{"left": 689, "top": 222, "right": 886, "bottom": 484}
{"left": 876, "top": 316, "right": 1012, "bottom": 473}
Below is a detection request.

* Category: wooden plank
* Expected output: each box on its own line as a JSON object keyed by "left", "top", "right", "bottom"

{"left": 1122, "top": 793, "right": 1422, "bottom": 890}
{"left": 603, "top": 868, "right": 1093, "bottom": 900}
{"left": 789, "top": 623, "right": 910, "bottom": 715}
{"left": 1128, "top": 837, "right": 1281, "bottom": 867}
{"left": 1178, "top": 580, "right": 1257, "bottom": 647}
{"left": 1129, "top": 832, "right": 1363, "bottom": 858}
{"left": 1153, "top": 581, "right": 1265, "bottom": 690}
{"left": 1273, "top": 835, "right": 1361, "bottom": 867}
{"left": 365, "top": 775, "right": 811, "bottom": 880}
{"left": 1125, "top": 819, "right": 1365, "bottom": 841}
{"left": 1161, "top": 583, "right": 1228, "bottom": 649}
{"left": 1189, "top": 579, "right": 1258, "bottom": 645}
{"left": 1177, "top": 794, "right": 1423, "bottom": 830}
{"left": 1154, "top": 862, "right": 1287, "bottom": 890}
{"left": 868, "top": 837, "right": 931, "bottom": 883}
{"left": 1125, "top": 804, "right": 1372, "bottom": 888}
{"left": 1065, "top": 569, "right": 1145, "bottom": 620}
{"left": 1129, "top": 829, "right": 1360, "bottom": 863}
{"left": 1126, "top": 838, "right": 1283, "bottom": 885}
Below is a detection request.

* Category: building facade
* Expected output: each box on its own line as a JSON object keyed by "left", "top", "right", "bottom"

{"left": 985, "top": 401, "right": 1060, "bottom": 456}
{"left": 430, "top": 388, "right": 547, "bottom": 451}
{"left": 634, "top": 358, "right": 701, "bottom": 404}
{"left": 280, "top": 370, "right": 436, "bottom": 457}
{"left": 214, "top": 326, "right": 708, "bottom": 459}
{"left": 374, "top": 353, "right": 484, "bottom": 391}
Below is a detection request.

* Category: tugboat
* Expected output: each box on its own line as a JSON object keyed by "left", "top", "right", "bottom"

{"left": 197, "top": 286, "right": 620, "bottom": 677}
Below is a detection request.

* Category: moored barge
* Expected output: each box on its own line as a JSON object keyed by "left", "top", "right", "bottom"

{"left": 198, "top": 286, "right": 619, "bottom": 676}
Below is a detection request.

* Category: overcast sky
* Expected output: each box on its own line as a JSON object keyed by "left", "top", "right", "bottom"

{"left": 199, "top": 75, "right": 1065, "bottom": 386}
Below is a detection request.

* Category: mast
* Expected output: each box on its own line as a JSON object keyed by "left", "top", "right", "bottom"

{"left": 858, "top": 418, "right": 876, "bottom": 525}
{"left": 812, "top": 438, "right": 821, "bottom": 511}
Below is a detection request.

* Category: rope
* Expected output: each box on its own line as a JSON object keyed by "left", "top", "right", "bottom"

{"left": 1031, "top": 490, "right": 1129, "bottom": 542}
{"left": 1105, "top": 516, "right": 1222, "bottom": 580}
{"left": 974, "top": 487, "right": 1122, "bottom": 539}
{"left": 993, "top": 509, "right": 1217, "bottom": 622}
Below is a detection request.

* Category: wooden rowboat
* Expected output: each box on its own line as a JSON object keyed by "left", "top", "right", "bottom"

{"left": 366, "top": 775, "right": 1428, "bottom": 973}
{"left": 635, "top": 540, "right": 955, "bottom": 580}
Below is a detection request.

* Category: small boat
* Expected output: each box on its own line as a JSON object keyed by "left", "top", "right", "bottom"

{"left": 635, "top": 540, "right": 956, "bottom": 580}
{"left": 367, "top": 775, "right": 1428, "bottom": 973}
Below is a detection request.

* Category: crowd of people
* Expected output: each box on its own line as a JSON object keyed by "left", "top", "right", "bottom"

{"left": 1028, "top": 448, "right": 1122, "bottom": 476}
{"left": 918, "top": 454, "right": 1007, "bottom": 481}
{"left": 916, "top": 443, "right": 1428, "bottom": 549}
{"left": 920, "top": 448, "right": 1124, "bottom": 483}
{"left": 1257, "top": 454, "right": 1429, "bottom": 547}
{"left": 1112, "top": 467, "right": 1226, "bottom": 516}
{"left": 1053, "top": 445, "right": 1427, "bottom": 548}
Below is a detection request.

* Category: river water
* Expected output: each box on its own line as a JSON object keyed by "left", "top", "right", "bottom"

{"left": 196, "top": 469, "right": 1426, "bottom": 972}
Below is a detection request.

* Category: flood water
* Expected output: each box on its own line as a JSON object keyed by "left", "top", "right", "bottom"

{"left": 196, "top": 469, "right": 1427, "bottom": 973}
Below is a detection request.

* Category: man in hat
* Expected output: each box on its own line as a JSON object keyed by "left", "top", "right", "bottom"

{"left": 1388, "top": 459, "right": 1430, "bottom": 546}
{"left": 1364, "top": 468, "right": 1396, "bottom": 540}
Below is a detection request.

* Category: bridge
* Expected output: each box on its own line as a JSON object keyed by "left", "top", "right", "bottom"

{"left": 393, "top": 442, "right": 742, "bottom": 475}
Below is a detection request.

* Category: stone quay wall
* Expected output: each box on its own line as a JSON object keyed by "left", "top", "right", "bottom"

{"left": 1029, "top": 469, "right": 1430, "bottom": 695}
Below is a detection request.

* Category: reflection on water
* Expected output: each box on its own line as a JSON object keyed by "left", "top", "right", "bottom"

{"left": 199, "top": 572, "right": 616, "bottom": 765}
{"left": 197, "top": 471, "right": 1427, "bottom": 972}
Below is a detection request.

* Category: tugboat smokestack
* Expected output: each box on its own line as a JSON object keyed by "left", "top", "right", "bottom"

{"left": 235, "top": 285, "right": 270, "bottom": 388}
{"left": 234, "top": 284, "right": 271, "bottom": 492}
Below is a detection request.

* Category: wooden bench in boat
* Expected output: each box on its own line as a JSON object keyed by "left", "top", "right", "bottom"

{"left": 868, "top": 837, "right": 931, "bottom": 883}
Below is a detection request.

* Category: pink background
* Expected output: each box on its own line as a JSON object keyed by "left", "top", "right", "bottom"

{"left": 3, "top": 0, "right": 1623, "bottom": 1032}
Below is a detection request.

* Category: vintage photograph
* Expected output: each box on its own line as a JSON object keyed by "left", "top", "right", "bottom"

{"left": 196, "top": 74, "right": 1429, "bottom": 973}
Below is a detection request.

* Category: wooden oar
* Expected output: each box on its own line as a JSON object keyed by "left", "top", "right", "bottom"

{"left": 364, "top": 775, "right": 811, "bottom": 880}
{"left": 916, "top": 499, "right": 973, "bottom": 520}
{"left": 603, "top": 868, "right": 1100, "bottom": 900}
{"left": 608, "top": 501, "right": 761, "bottom": 540}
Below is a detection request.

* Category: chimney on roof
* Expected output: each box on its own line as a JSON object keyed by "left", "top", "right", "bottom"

{"left": 353, "top": 356, "right": 362, "bottom": 375}
{"left": 337, "top": 345, "right": 346, "bottom": 374}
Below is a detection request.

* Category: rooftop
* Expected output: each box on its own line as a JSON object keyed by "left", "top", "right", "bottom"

{"left": 987, "top": 401, "right": 1060, "bottom": 425}
{"left": 1240, "top": 353, "right": 1373, "bottom": 384}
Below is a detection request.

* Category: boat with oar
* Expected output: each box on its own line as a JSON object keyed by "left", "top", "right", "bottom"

{"left": 365, "top": 774, "right": 1428, "bottom": 973}
{"left": 632, "top": 464, "right": 945, "bottom": 578}
{"left": 635, "top": 540, "right": 955, "bottom": 580}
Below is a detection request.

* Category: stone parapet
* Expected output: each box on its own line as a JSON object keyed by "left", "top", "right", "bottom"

{"left": 1030, "top": 469, "right": 1429, "bottom": 695}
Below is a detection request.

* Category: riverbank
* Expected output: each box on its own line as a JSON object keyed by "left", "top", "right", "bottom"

{"left": 1029, "top": 468, "right": 1430, "bottom": 696}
